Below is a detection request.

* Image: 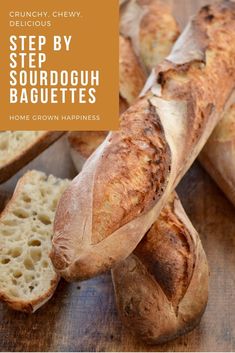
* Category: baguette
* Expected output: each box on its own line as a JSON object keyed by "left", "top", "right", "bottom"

{"left": 112, "top": 193, "right": 208, "bottom": 344}
{"left": 0, "top": 170, "right": 69, "bottom": 313}
{"left": 200, "top": 102, "right": 235, "bottom": 206}
{"left": 69, "top": 133, "right": 209, "bottom": 344}
{"left": 0, "top": 131, "right": 64, "bottom": 184}
{"left": 120, "top": 0, "right": 179, "bottom": 72}
{"left": 68, "top": 14, "right": 209, "bottom": 342}
{"left": 51, "top": 1, "right": 235, "bottom": 281}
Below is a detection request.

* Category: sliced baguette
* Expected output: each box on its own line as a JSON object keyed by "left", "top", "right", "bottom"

{"left": 0, "top": 170, "right": 69, "bottom": 313}
{"left": 0, "top": 131, "right": 64, "bottom": 184}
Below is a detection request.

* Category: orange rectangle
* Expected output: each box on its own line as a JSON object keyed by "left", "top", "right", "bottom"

{"left": 0, "top": 0, "right": 119, "bottom": 130}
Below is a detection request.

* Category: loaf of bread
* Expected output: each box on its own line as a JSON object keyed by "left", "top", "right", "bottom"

{"left": 0, "top": 170, "right": 69, "bottom": 313}
{"left": 69, "top": 131, "right": 209, "bottom": 343}
{"left": 200, "top": 101, "right": 235, "bottom": 206}
{"left": 0, "top": 131, "right": 64, "bottom": 183}
{"left": 112, "top": 192, "right": 208, "bottom": 344}
{"left": 51, "top": 1, "right": 235, "bottom": 281}
{"left": 120, "top": 0, "right": 179, "bottom": 72}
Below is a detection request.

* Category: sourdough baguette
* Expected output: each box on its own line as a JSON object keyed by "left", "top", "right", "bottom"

{"left": 120, "top": 0, "right": 179, "bottom": 72}
{"left": 0, "top": 131, "right": 64, "bottom": 183}
{"left": 69, "top": 130, "right": 209, "bottom": 343}
{"left": 52, "top": 1, "right": 235, "bottom": 281}
{"left": 112, "top": 193, "right": 208, "bottom": 344}
{"left": 200, "top": 103, "right": 235, "bottom": 206}
{"left": 0, "top": 170, "right": 69, "bottom": 313}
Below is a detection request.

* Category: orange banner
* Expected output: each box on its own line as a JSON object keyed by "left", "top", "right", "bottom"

{"left": 0, "top": 0, "right": 119, "bottom": 130}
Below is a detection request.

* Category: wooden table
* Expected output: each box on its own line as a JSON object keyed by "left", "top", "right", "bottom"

{"left": 1, "top": 1, "right": 235, "bottom": 351}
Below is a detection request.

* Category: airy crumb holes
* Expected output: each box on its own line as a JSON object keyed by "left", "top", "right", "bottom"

{"left": 10, "top": 247, "right": 22, "bottom": 258}
{"left": 13, "top": 270, "right": 22, "bottom": 278}
{"left": 13, "top": 209, "right": 29, "bottom": 219}
{"left": 38, "top": 214, "right": 51, "bottom": 225}
{"left": 28, "top": 239, "right": 41, "bottom": 247}
{"left": 24, "top": 257, "right": 34, "bottom": 270}
{"left": 30, "top": 248, "right": 42, "bottom": 262}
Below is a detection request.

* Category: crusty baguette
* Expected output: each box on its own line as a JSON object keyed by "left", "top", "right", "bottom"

{"left": 51, "top": 1, "right": 235, "bottom": 281}
{"left": 199, "top": 102, "right": 235, "bottom": 206}
{"left": 112, "top": 192, "right": 208, "bottom": 344}
{"left": 0, "top": 170, "right": 69, "bottom": 313}
{"left": 120, "top": 0, "right": 179, "bottom": 72}
{"left": 69, "top": 132, "right": 209, "bottom": 343}
{"left": 0, "top": 131, "right": 64, "bottom": 184}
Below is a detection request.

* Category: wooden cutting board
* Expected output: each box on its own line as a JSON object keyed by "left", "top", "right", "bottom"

{"left": 1, "top": 1, "right": 235, "bottom": 351}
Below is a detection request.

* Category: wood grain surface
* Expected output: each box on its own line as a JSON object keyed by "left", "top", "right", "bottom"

{"left": 0, "top": 0, "right": 235, "bottom": 351}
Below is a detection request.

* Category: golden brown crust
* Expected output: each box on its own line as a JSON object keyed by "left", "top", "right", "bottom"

{"left": 52, "top": 1, "right": 235, "bottom": 281}
{"left": 0, "top": 132, "right": 64, "bottom": 184}
{"left": 133, "top": 194, "right": 195, "bottom": 308}
{"left": 112, "top": 193, "right": 208, "bottom": 344}
{"left": 92, "top": 99, "right": 171, "bottom": 244}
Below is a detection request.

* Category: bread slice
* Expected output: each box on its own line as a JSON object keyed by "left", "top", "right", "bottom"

{"left": 0, "top": 131, "right": 64, "bottom": 183}
{"left": 0, "top": 170, "right": 69, "bottom": 313}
